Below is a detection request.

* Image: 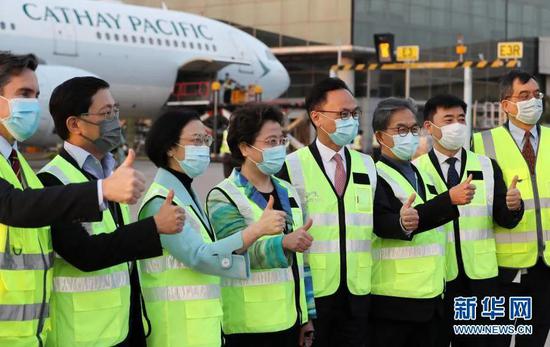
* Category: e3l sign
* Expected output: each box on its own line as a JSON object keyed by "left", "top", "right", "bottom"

{"left": 396, "top": 45, "right": 420, "bottom": 62}
{"left": 497, "top": 42, "right": 523, "bottom": 60}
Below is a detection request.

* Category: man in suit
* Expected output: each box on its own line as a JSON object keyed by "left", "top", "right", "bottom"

{"left": 473, "top": 70, "right": 550, "bottom": 347}
{"left": 414, "top": 94, "right": 523, "bottom": 347}
{"left": 0, "top": 52, "right": 147, "bottom": 347}
{"left": 369, "top": 97, "right": 474, "bottom": 347}
{"left": 38, "top": 76, "right": 185, "bottom": 347}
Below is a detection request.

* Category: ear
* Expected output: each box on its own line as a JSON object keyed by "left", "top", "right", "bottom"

{"left": 238, "top": 142, "right": 249, "bottom": 159}
{"left": 310, "top": 111, "right": 322, "bottom": 128}
{"left": 501, "top": 99, "right": 514, "bottom": 115}
{"left": 423, "top": 120, "right": 433, "bottom": 133}
{"left": 66, "top": 116, "right": 81, "bottom": 135}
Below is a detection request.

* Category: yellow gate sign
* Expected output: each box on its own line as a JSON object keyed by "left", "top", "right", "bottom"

{"left": 396, "top": 45, "right": 420, "bottom": 62}
{"left": 497, "top": 42, "right": 523, "bottom": 60}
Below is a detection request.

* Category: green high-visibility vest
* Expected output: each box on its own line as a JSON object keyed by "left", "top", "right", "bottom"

{"left": 473, "top": 125, "right": 550, "bottom": 268}
{"left": 414, "top": 150, "right": 497, "bottom": 280}
{"left": 138, "top": 182, "right": 222, "bottom": 347}
{"left": 372, "top": 161, "right": 446, "bottom": 299}
{"left": 285, "top": 147, "right": 376, "bottom": 297}
{"left": 0, "top": 151, "right": 52, "bottom": 347}
{"left": 40, "top": 155, "right": 131, "bottom": 347}
{"left": 210, "top": 176, "right": 308, "bottom": 334}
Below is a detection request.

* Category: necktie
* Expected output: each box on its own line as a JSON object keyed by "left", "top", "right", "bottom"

{"left": 333, "top": 153, "right": 346, "bottom": 197}
{"left": 9, "top": 149, "right": 22, "bottom": 182}
{"left": 446, "top": 157, "right": 460, "bottom": 187}
{"left": 522, "top": 131, "right": 536, "bottom": 175}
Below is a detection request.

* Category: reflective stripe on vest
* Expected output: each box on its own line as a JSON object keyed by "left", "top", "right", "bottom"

{"left": 140, "top": 254, "right": 189, "bottom": 274}
{"left": 0, "top": 303, "right": 48, "bottom": 321}
{"left": 221, "top": 267, "right": 294, "bottom": 287}
{"left": 0, "top": 252, "right": 53, "bottom": 270}
{"left": 474, "top": 126, "right": 550, "bottom": 268}
{"left": 373, "top": 244, "right": 444, "bottom": 260}
{"left": 54, "top": 270, "right": 130, "bottom": 293}
{"left": 142, "top": 284, "right": 220, "bottom": 302}
{"left": 308, "top": 239, "right": 371, "bottom": 253}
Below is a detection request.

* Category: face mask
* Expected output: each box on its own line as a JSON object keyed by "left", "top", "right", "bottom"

{"left": 431, "top": 122, "right": 467, "bottom": 151}
{"left": 319, "top": 113, "right": 359, "bottom": 147}
{"left": 80, "top": 117, "right": 122, "bottom": 153}
{"left": 250, "top": 144, "right": 286, "bottom": 175}
{"left": 174, "top": 144, "right": 210, "bottom": 178}
{"left": 381, "top": 132, "right": 419, "bottom": 161}
{"left": 511, "top": 97, "right": 543, "bottom": 125}
{"left": 0, "top": 96, "right": 41, "bottom": 142}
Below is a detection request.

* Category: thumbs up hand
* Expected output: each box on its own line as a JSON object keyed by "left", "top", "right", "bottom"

{"left": 506, "top": 175, "right": 522, "bottom": 211}
{"left": 154, "top": 190, "right": 185, "bottom": 234}
{"left": 256, "top": 195, "right": 287, "bottom": 236}
{"left": 102, "top": 149, "right": 146, "bottom": 204}
{"left": 449, "top": 174, "right": 476, "bottom": 205}
{"left": 283, "top": 218, "right": 314, "bottom": 253}
{"left": 400, "top": 193, "right": 419, "bottom": 232}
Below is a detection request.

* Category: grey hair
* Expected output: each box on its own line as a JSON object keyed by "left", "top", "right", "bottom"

{"left": 372, "top": 97, "right": 418, "bottom": 132}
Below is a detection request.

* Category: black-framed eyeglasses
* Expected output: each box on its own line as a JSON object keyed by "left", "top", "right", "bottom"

{"left": 80, "top": 107, "right": 120, "bottom": 120}
{"left": 385, "top": 125, "right": 420, "bottom": 137}
{"left": 180, "top": 134, "right": 214, "bottom": 147}
{"left": 315, "top": 109, "right": 361, "bottom": 120}
{"left": 506, "top": 91, "right": 544, "bottom": 102}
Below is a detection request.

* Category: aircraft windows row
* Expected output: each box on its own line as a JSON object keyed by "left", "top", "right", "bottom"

{"left": 0, "top": 22, "right": 16, "bottom": 31}
{"left": 95, "top": 31, "right": 217, "bottom": 52}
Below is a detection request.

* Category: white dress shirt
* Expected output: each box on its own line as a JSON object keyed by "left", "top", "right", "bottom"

{"left": 316, "top": 138, "right": 346, "bottom": 186}
{"left": 0, "top": 135, "right": 16, "bottom": 161}
{"left": 433, "top": 148, "right": 462, "bottom": 182}
{"left": 509, "top": 121, "right": 538, "bottom": 152}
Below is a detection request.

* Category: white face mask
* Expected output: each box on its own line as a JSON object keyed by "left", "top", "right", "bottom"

{"left": 431, "top": 122, "right": 468, "bottom": 151}
{"left": 511, "top": 97, "right": 543, "bottom": 125}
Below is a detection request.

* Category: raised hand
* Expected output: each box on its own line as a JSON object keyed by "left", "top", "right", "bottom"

{"left": 449, "top": 174, "right": 476, "bottom": 205}
{"left": 102, "top": 149, "right": 146, "bottom": 204}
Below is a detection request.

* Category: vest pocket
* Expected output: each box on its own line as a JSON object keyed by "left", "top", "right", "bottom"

{"left": 470, "top": 241, "right": 498, "bottom": 278}
{"left": 355, "top": 187, "right": 373, "bottom": 212}
{"left": 73, "top": 290, "right": 124, "bottom": 342}
{"left": 185, "top": 299, "right": 222, "bottom": 345}
{"left": 243, "top": 282, "right": 289, "bottom": 327}
{"left": 351, "top": 252, "right": 371, "bottom": 293}
{"left": 0, "top": 271, "right": 37, "bottom": 337}
{"left": 309, "top": 255, "right": 327, "bottom": 293}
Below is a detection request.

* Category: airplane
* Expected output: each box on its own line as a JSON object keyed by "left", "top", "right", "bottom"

{"left": 0, "top": 0, "right": 291, "bottom": 146}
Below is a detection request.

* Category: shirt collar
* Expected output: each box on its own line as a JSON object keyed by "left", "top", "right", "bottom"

{"left": 509, "top": 120, "right": 537, "bottom": 141}
{"left": 64, "top": 141, "right": 116, "bottom": 178}
{"left": 316, "top": 138, "right": 345, "bottom": 163}
{"left": 433, "top": 147, "right": 462, "bottom": 166}
{"left": 0, "top": 136, "right": 16, "bottom": 160}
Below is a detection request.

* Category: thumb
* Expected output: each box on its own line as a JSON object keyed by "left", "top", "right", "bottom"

{"left": 164, "top": 189, "right": 175, "bottom": 206}
{"left": 404, "top": 193, "right": 416, "bottom": 208}
{"left": 465, "top": 174, "right": 473, "bottom": 184}
{"left": 302, "top": 218, "right": 313, "bottom": 231}
{"left": 509, "top": 175, "right": 519, "bottom": 190}
{"left": 265, "top": 195, "right": 274, "bottom": 210}
{"left": 121, "top": 149, "right": 135, "bottom": 167}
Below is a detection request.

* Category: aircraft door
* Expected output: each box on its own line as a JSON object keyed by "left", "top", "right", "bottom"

{"left": 52, "top": 23, "right": 78, "bottom": 56}
{"left": 229, "top": 31, "right": 254, "bottom": 75}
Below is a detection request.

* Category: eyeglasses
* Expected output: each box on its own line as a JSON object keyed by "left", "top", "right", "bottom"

{"left": 315, "top": 109, "right": 361, "bottom": 120}
{"left": 256, "top": 136, "right": 289, "bottom": 147}
{"left": 385, "top": 125, "right": 420, "bottom": 137}
{"left": 180, "top": 135, "right": 213, "bottom": 147}
{"left": 80, "top": 107, "right": 120, "bottom": 120}
{"left": 506, "top": 91, "right": 544, "bottom": 102}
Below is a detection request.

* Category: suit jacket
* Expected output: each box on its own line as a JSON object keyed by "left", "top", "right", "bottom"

{"left": 370, "top": 155, "right": 459, "bottom": 322}
{"left": 0, "top": 166, "right": 101, "bottom": 227}
{"left": 279, "top": 141, "right": 371, "bottom": 318}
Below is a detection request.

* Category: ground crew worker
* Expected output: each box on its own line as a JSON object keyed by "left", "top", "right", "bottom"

{"left": 0, "top": 52, "right": 145, "bottom": 347}
{"left": 369, "top": 97, "right": 471, "bottom": 347}
{"left": 138, "top": 109, "right": 293, "bottom": 347}
{"left": 37, "top": 77, "right": 185, "bottom": 347}
{"left": 473, "top": 70, "right": 550, "bottom": 347}
{"left": 414, "top": 94, "right": 524, "bottom": 347}
{"left": 279, "top": 77, "right": 376, "bottom": 346}
{"left": 220, "top": 127, "right": 233, "bottom": 178}
{"left": 207, "top": 104, "right": 314, "bottom": 347}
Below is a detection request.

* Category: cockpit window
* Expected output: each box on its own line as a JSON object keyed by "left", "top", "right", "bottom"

{"left": 266, "top": 49, "right": 277, "bottom": 61}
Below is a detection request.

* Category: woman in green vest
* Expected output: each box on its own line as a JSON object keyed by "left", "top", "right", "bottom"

{"left": 138, "top": 110, "right": 286, "bottom": 347}
{"left": 206, "top": 104, "right": 315, "bottom": 347}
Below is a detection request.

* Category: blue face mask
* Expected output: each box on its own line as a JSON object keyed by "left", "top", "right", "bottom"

{"left": 0, "top": 96, "right": 41, "bottom": 142}
{"left": 319, "top": 113, "right": 359, "bottom": 147}
{"left": 381, "top": 132, "right": 419, "bottom": 161}
{"left": 250, "top": 144, "right": 286, "bottom": 175}
{"left": 175, "top": 144, "right": 210, "bottom": 178}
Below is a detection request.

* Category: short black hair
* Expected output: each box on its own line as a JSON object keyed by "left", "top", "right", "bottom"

{"left": 0, "top": 52, "right": 38, "bottom": 93}
{"left": 372, "top": 97, "right": 418, "bottom": 132}
{"left": 305, "top": 77, "right": 352, "bottom": 120}
{"left": 227, "top": 103, "right": 284, "bottom": 165}
{"left": 500, "top": 70, "right": 536, "bottom": 101}
{"left": 423, "top": 94, "right": 467, "bottom": 122}
{"left": 49, "top": 76, "right": 110, "bottom": 140}
{"left": 146, "top": 110, "right": 201, "bottom": 168}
